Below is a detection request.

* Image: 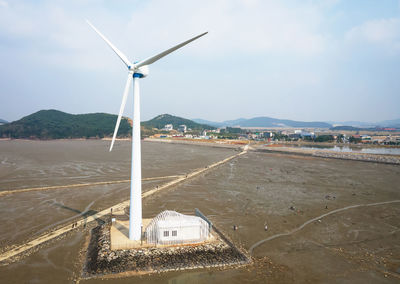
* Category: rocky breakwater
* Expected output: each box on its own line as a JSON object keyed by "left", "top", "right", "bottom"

{"left": 84, "top": 224, "right": 250, "bottom": 277}
{"left": 312, "top": 151, "right": 400, "bottom": 165}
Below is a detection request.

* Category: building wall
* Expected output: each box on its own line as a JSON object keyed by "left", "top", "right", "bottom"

{"left": 156, "top": 225, "right": 202, "bottom": 244}
{"left": 145, "top": 210, "right": 210, "bottom": 245}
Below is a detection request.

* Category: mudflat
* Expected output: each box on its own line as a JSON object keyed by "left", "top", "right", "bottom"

{"left": 0, "top": 140, "right": 237, "bottom": 248}
{"left": 0, "top": 140, "right": 399, "bottom": 283}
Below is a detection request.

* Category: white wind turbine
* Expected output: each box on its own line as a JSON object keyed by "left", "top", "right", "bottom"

{"left": 87, "top": 20, "right": 207, "bottom": 240}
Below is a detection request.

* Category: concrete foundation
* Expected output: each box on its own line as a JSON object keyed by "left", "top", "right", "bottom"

{"left": 84, "top": 220, "right": 250, "bottom": 278}
{"left": 110, "top": 219, "right": 151, "bottom": 250}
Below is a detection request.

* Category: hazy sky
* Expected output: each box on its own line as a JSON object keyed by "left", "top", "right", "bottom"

{"left": 1, "top": 0, "right": 399, "bottom": 123}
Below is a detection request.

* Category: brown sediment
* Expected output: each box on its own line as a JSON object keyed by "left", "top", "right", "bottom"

{"left": 0, "top": 148, "right": 247, "bottom": 264}
{"left": 0, "top": 175, "right": 182, "bottom": 197}
{"left": 257, "top": 152, "right": 317, "bottom": 160}
{"left": 249, "top": 199, "right": 400, "bottom": 255}
{"left": 144, "top": 138, "right": 249, "bottom": 148}
{"left": 1, "top": 140, "right": 399, "bottom": 283}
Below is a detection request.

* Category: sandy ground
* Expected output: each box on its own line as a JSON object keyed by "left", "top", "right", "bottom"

{"left": 0, "top": 140, "right": 399, "bottom": 283}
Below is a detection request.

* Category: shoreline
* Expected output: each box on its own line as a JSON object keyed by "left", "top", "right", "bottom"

{"left": 257, "top": 146, "right": 400, "bottom": 165}
{"left": 143, "top": 138, "right": 245, "bottom": 149}
{"left": 265, "top": 141, "right": 400, "bottom": 149}
{"left": 1, "top": 137, "right": 399, "bottom": 149}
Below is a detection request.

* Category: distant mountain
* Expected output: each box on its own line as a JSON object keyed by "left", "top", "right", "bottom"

{"left": 222, "top": 118, "right": 248, "bottom": 127}
{"left": 0, "top": 109, "right": 131, "bottom": 139}
{"left": 195, "top": 116, "right": 400, "bottom": 129}
{"left": 328, "top": 118, "right": 400, "bottom": 128}
{"left": 143, "top": 114, "right": 215, "bottom": 130}
{"left": 330, "top": 125, "right": 399, "bottom": 131}
{"left": 193, "top": 116, "right": 331, "bottom": 128}
{"left": 327, "top": 121, "right": 375, "bottom": 127}
{"left": 239, "top": 117, "right": 331, "bottom": 128}
{"left": 0, "top": 118, "right": 8, "bottom": 124}
{"left": 191, "top": 118, "right": 223, "bottom": 128}
{"left": 378, "top": 118, "right": 400, "bottom": 128}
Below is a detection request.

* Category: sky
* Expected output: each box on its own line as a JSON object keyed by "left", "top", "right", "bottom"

{"left": 0, "top": 0, "right": 399, "bottom": 123}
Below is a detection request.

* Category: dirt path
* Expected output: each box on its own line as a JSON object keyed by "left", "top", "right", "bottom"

{"left": 0, "top": 148, "right": 247, "bottom": 263}
{"left": 249, "top": 199, "right": 400, "bottom": 255}
{"left": 0, "top": 175, "right": 183, "bottom": 197}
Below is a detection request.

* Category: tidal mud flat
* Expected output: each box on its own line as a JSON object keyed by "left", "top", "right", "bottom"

{"left": 0, "top": 140, "right": 236, "bottom": 247}
{"left": 0, "top": 140, "right": 399, "bottom": 283}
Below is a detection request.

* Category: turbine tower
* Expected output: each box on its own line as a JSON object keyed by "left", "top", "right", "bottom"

{"left": 87, "top": 20, "right": 207, "bottom": 240}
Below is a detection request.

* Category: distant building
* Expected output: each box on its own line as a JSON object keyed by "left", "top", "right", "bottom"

{"left": 361, "top": 135, "right": 371, "bottom": 141}
{"left": 263, "top": 132, "right": 274, "bottom": 139}
{"left": 208, "top": 128, "right": 221, "bottom": 133}
{"left": 289, "top": 133, "right": 301, "bottom": 139}
{"left": 178, "top": 124, "right": 187, "bottom": 133}
{"left": 163, "top": 124, "right": 173, "bottom": 131}
{"left": 145, "top": 210, "right": 210, "bottom": 245}
{"left": 300, "top": 132, "right": 315, "bottom": 139}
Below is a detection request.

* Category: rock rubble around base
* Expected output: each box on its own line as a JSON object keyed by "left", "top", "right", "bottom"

{"left": 85, "top": 224, "right": 249, "bottom": 276}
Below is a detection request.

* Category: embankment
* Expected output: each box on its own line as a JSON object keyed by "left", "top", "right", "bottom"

{"left": 144, "top": 138, "right": 246, "bottom": 149}
{"left": 257, "top": 146, "right": 400, "bottom": 165}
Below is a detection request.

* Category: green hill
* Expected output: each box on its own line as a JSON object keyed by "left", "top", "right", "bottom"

{"left": 142, "top": 114, "right": 215, "bottom": 130}
{"left": 0, "top": 118, "right": 8, "bottom": 124}
{"left": 0, "top": 110, "right": 131, "bottom": 139}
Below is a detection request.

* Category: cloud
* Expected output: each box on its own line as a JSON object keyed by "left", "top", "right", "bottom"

{"left": 125, "top": 0, "right": 328, "bottom": 57}
{"left": 345, "top": 17, "right": 400, "bottom": 53}
{"left": 0, "top": 0, "right": 331, "bottom": 73}
{"left": 0, "top": 0, "right": 8, "bottom": 8}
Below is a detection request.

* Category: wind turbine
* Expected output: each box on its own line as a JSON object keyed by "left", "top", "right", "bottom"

{"left": 87, "top": 20, "right": 207, "bottom": 240}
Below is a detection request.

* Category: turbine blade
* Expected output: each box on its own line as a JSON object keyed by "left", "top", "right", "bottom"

{"left": 136, "top": 32, "right": 208, "bottom": 68}
{"left": 110, "top": 73, "right": 133, "bottom": 151}
{"left": 86, "top": 20, "right": 133, "bottom": 68}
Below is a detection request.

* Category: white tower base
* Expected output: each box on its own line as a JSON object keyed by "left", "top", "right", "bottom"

{"left": 129, "top": 75, "right": 142, "bottom": 240}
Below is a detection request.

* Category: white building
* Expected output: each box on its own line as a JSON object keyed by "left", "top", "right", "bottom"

{"left": 145, "top": 210, "right": 210, "bottom": 245}
{"left": 163, "top": 124, "right": 173, "bottom": 131}
{"left": 263, "top": 132, "right": 274, "bottom": 139}
{"left": 178, "top": 124, "right": 187, "bottom": 133}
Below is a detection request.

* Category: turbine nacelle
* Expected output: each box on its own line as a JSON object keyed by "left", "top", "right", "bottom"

{"left": 132, "top": 65, "right": 149, "bottom": 78}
